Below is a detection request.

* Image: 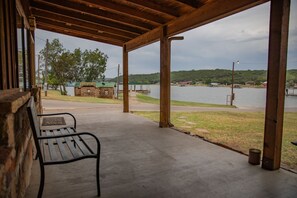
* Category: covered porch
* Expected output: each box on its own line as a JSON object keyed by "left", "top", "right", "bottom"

{"left": 0, "top": 0, "right": 295, "bottom": 197}
{"left": 25, "top": 100, "right": 297, "bottom": 197}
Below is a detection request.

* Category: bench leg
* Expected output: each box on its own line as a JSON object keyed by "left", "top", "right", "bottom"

{"left": 96, "top": 156, "right": 100, "bottom": 197}
{"left": 38, "top": 163, "right": 45, "bottom": 198}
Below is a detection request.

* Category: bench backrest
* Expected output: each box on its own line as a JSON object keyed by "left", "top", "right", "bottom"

{"left": 27, "top": 97, "right": 43, "bottom": 160}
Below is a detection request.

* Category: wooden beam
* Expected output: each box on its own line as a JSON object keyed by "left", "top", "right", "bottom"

{"left": 4, "top": 0, "right": 12, "bottom": 89}
{"left": 16, "top": 0, "right": 30, "bottom": 28}
{"left": 262, "top": 0, "right": 290, "bottom": 170}
{"left": 73, "top": 0, "right": 167, "bottom": 24}
{"left": 125, "top": 0, "right": 269, "bottom": 52}
{"left": 36, "top": 16, "right": 128, "bottom": 43}
{"left": 35, "top": 0, "right": 155, "bottom": 31}
{"left": 31, "top": 9, "right": 137, "bottom": 39}
{"left": 10, "top": 0, "right": 18, "bottom": 88}
{"left": 30, "top": 1, "right": 146, "bottom": 35}
{"left": 0, "top": 0, "right": 7, "bottom": 89}
{"left": 126, "top": 0, "right": 179, "bottom": 17}
{"left": 159, "top": 26, "right": 170, "bottom": 128}
{"left": 175, "top": 0, "right": 203, "bottom": 8}
{"left": 36, "top": 24, "right": 123, "bottom": 46}
{"left": 123, "top": 45, "right": 129, "bottom": 113}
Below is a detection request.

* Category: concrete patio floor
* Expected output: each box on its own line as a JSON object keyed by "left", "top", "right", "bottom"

{"left": 26, "top": 100, "right": 297, "bottom": 198}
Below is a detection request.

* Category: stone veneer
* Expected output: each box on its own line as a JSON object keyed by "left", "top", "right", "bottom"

{"left": 75, "top": 86, "right": 114, "bottom": 98}
{"left": 0, "top": 89, "right": 40, "bottom": 197}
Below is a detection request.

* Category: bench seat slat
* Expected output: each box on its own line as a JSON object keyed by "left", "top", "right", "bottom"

{"left": 52, "top": 129, "right": 70, "bottom": 161}
{"left": 60, "top": 128, "right": 82, "bottom": 158}
{"left": 65, "top": 128, "right": 93, "bottom": 156}
{"left": 45, "top": 131, "right": 60, "bottom": 161}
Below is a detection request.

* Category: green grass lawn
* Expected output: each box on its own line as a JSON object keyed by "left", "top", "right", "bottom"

{"left": 136, "top": 93, "right": 234, "bottom": 108}
{"left": 42, "top": 90, "right": 121, "bottom": 104}
{"left": 133, "top": 111, "right": 297, "bottom": 170}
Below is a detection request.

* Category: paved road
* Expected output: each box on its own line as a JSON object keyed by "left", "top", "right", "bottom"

{"left": 41, "top": 99, "right": 297, "bottom": 112}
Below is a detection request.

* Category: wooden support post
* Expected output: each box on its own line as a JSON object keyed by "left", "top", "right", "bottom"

{"left": 262, "top": 0, "right": 290, "bottom": 170}
{"left": 29, "top": 16, "right": 36, "bottom": 87}
{"left": 0, "top": 0, "right": 7, "bottom": 89}
{"left": 159, "top": 26, "right": 171, "bottom": 128}
{"left": 123, "top": 44, "right": 129, "bottom": 113}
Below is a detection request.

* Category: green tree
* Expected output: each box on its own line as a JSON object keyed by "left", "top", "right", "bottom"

{"left": 39, "top": 39, "right": 108, "bottom": 95}
{"left": 81, "top": 49, "right": 108, "bottom": 82}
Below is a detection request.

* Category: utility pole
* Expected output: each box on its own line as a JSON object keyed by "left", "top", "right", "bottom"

{"left": 230, "top": 60, "right": 239, "bottom": 106}
{"left": 117, "top": 64, "right": 120, "bottom": 99}
{"left": 44, "top": 39, "right": 49, "bottom": 96}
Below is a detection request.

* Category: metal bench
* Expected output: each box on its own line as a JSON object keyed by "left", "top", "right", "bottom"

{"left": 27, "top": 97, "right": 101, "bottom": 198}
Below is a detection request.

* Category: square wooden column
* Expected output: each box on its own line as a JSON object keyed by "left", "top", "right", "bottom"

{"left": 262, "top": 0, "right": 290, "bottom": 170}
{"left": 123, "top": 44, "right": 129, "bottom": 113}
{"left": 29, "top": 16, "right": 36, "bottom": 87}
{"left": 159, "top": 26, "right": 171, "bottom": 128}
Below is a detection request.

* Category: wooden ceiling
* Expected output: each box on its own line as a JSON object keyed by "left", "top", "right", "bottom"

{"left": 28, "top": 0, "right": 269, "bottom": 51}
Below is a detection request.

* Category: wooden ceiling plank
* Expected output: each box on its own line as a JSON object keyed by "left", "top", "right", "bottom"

{"left": 35, "top": 0, "right": 155, "bottom": 31}
{"left": 126, "top": 0, "right": 269, "bottom": 51}
{"left": 36, "top": 16, "right": 129, "bottom": 42}
{"left": 32, "top": 9, "right": 136, "bottom": 39}
{"left": 37, "top": 23, "right": 123, "bottom": 46}
{"left": 30, "top": 1, "right": 146, "bottom": 35}
{"left": 126, "top": 0, "right": 179, "bottom": 17}
{"left": 175, "top": 0, "right": 203, "bottom": 8}
{"left": 73, "top": 0, "right": 168, "bottom": 24}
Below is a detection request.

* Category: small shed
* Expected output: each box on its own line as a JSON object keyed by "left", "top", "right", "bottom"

{"left": 74, "top": 82, "right": 115, "bottom": 99}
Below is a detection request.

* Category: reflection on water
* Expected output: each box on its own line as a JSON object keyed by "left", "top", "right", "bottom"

{"left": 66, "top": 85, "right": 297, "bottom": 108}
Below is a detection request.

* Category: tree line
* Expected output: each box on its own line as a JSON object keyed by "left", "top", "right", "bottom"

{"left": 108, "top": 69, "right": 297, "bottom": 86}
{"left": 39, "top": 39, "right": 108, "bottom": 95}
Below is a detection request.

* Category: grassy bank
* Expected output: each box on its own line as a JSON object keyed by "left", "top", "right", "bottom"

{"left": 133, "top": 111, "right": 297, "bottom": 170}
{"left": 136, "top": 93, "right": 234, "bottom": 108}
{"left": 41, "top": 90, "right": 121, "bottom": 104}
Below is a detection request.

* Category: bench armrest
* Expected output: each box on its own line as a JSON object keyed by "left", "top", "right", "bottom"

{"left": 38, "top": 112, "right": 76, "bottom": 129}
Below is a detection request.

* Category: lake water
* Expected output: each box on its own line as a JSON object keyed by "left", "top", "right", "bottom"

{"left": 66, "top": 85, "right": 297, "bottom": 108}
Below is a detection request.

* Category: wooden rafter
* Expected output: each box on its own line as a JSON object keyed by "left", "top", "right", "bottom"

{"left": 30, "top": 1, "right": 146, "bottom": 35}
{"left": 36, "top": 16, "right": 128, "bottom": 43}
{"left": 31, "top": 9, "right": 137, "bottom": 39}
{"left": 37, "top": 23, "right": 123, "bottom": 46}
{"left": 34, "top": 0, "right": 156, "bottom": 31}
{"left": 72, "top": 0, "right": 168, "bottom": 24}
{"left": 125, "top": 0, "right": 179, "bottom": 18}
{"left": 175, "top": 0, "right": 203, "bottom": 8}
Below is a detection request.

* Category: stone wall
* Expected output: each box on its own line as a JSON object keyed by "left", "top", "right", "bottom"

{"left": 0, "top": 90, "right": 37, "bottom": 198}
{"left": 99, "top": 87, "right": 114, "bottom": 98}
{"left": 75, "top": 86, "right": 114, "bottom": 99}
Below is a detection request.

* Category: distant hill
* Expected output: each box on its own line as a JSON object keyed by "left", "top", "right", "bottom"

{"left": 108, "top": 69, "right": 297, "bottom": 85}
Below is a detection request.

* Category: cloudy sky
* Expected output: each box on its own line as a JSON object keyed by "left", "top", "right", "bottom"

{"left": 35, "top": 1, "right": 297, "bottom": 78}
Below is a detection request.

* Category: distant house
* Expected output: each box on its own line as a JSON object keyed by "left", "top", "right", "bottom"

{"left": 262, "top": 81, "right": 267, "bottom": 88}
{"left": 233, "top": 84, "right": 242, "bottom": 88}
{"left": 245, "top": 81, "right": 255, "bottom": 86}
{"left": 209, "top": 83, "right": 219, "bottom": 87}
{"left": 74, "top": 82, "right": 116, "bottom": 99}
{"left": 179, "top": 81, "right": 192, "bottom": 86}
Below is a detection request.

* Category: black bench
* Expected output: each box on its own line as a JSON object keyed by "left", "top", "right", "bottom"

{"left": 27, "top": 97, "right": 101, "bottom": 198}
